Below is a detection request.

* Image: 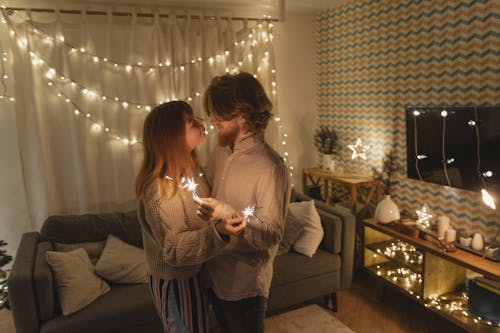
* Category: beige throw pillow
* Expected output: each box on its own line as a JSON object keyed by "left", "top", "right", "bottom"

{"left": 289, "top": 200, "right": 324, "bottom": 257}
{"left": 95, "top": 234, "right": 147, "bottom": 284}
{"left": 46, "top": 248, "right": 110, "bottom": 316}
{"left": 54, "top": 241, "right": 105, "bottom": 265}
{"left": 277, "top": 211, "right": 305, "bottom": 256}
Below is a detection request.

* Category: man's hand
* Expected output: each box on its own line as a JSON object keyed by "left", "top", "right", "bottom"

{"left": 215, "top": 214, "right": 246, "bottom": 237}
{"left": 195, "top": 197, "right": 233, "bottom": 221}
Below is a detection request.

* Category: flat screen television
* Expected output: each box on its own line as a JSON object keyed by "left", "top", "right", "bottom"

{"left": 406, "top": 106, "right": 500, "bottom": 196}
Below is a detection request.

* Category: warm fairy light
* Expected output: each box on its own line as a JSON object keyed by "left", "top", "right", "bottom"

{"left": 481, "top": 189, "right": 496, "bottom": 209}
{"left": 348, "top": 138, "right": 371, "bottom": 160}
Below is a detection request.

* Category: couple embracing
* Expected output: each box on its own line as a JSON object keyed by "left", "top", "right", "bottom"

{"left": 135, "top": 72, "right": 291, "bottom": 333}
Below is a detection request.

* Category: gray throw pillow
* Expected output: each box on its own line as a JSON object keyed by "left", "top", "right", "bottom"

{"left": 54, "top": 241, "right": 105, "bottom": 265}
{"left": 277, "top": 211, "right": 305, "bottom": 256}
{"left": 95, "top": 234, "right": 147, "bottom": 284}
{"left": 46, "top": 248, "right": 110, "bottom": 316}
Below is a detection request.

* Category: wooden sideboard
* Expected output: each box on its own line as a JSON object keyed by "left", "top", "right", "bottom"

{"left": 363, "top": 218, "right": 499, "bottom": 333}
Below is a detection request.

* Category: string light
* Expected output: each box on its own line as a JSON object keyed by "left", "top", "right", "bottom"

{"left": 0, "top": 37, "right": 14, "bottom": 102}
{"left": 11, "top": 9, "right": 273, "bottom": 72}
{"left": 472, "top": 106, "right": 496, "bottom": 209}
{"left": 2, "top": 8, "right": 293, "bottom": 181}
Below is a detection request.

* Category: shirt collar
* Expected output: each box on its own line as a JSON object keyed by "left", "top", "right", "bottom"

{"left": 226, "top": 132, "right": 264, "bottom": 154}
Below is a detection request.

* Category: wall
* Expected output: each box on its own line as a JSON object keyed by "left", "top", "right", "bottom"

{"left": 317, "top": 0, "right": 500, "bottom": 240}
{"left": 274, "top": 11, "right": 318, "bottom": 191}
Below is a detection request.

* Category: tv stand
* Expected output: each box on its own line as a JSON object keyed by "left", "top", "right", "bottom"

{"left": 363, "top": 218, "right": 499, "bottom": 333}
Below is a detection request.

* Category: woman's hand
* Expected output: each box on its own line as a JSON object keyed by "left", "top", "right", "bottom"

{"left": 215, "top": 214, "right": 246, "bottom": 237}
{"left": 195, "top": 197, "right": 234, "bottom": 221}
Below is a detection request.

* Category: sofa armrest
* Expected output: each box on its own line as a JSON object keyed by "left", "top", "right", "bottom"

{"left": 7, "top": 232, "right": 41, "bottom": 333}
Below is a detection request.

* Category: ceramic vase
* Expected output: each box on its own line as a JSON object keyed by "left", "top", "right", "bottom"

{"left": 374, "top": 195, "right": 400, "bottom": 224}
{"left": 471, "top": 233, "right": 484, "bottom": 251}
{"left": 321, "top": 154, "right": 336, "bottom": 173}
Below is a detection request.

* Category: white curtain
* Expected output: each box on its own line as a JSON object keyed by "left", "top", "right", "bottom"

{"left": 3, "top": 7, "right": 280, "bottom": 228}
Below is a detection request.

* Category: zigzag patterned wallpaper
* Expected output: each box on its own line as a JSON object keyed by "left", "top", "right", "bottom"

{"left": 317, "top": 0, "right": 500, "bottom": 240}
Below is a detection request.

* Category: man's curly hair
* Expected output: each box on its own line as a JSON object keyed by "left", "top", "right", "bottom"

{"left": 203, "top": 72, "right": 273, "bottom": 133}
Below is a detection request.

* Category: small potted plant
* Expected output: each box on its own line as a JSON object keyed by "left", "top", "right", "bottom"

{"left": 314, "top": 126, "right": 338, "bottom": 172}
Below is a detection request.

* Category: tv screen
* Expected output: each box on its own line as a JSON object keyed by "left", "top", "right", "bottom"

{"left": 406, "top": 106, "right": 500, "bottom": 196}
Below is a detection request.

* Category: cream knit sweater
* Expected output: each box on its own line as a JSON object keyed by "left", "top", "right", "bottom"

{"left": 137, "top": 175, "right": 227, "bottom": 281}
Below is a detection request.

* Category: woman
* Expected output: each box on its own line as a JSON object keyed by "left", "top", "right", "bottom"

{"left": 135, "top": 101, "right": 245, "bottom": 333}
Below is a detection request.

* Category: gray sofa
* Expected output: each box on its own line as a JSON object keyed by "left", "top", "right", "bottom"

{"left": 8, "top": 211, "right": 163, "bottom": 333}
{"left": 267, "top": 191, "right": 355, "bottom": 313}
{"left": 8, "top": 192, "right": 355, "bottom": 333}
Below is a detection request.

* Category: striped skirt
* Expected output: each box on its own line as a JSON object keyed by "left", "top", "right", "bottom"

{"left": 148, "top": 274, "right": 209, "bottom": 333}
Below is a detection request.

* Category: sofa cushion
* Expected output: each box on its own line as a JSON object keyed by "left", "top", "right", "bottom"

{"left": 95, "top": 234, "right": 147, "bottom": 284}
{"left": 40, "top": 284, "right": 161, "bottom": 333}
{"left": 288, "top": 200, "right": 324, "bottom": 257}
{"left": 277, "top": 211, "right": 305, "bottom": 256}
{"left": 54, "top": 241, "right": 105, "bottom": 265}
{"left": 271, "top": 249, "right": 340, "bottom": 287}
{"left": 41, "top": 211, "right": 142, "bottom": 248}
{"left": 46, "top": 248, "right": 110, "bottom": 316}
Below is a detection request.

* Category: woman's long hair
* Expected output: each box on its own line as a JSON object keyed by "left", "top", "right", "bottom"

{"left": 135, "top": 101, "right": 197, "bottom": 199}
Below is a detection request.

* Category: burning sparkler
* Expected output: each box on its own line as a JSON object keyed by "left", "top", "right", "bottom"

{"left": 180, "top": 177, "right": 200, "bottom": 201}
{"left": 241, "top": 204, "right": 262, "bottom": 223}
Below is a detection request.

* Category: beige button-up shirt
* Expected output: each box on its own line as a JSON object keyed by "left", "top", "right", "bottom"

{"left": 204, "top": 133, "right": 291, "bottom": 300}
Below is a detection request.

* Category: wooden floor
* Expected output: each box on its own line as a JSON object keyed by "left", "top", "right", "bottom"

{"left": 0, "top": 274, "right": 467, "bottom": 333}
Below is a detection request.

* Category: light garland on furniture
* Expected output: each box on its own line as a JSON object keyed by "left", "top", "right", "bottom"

{"left": 425, "top": 294, "right": 499, "bottom": 328}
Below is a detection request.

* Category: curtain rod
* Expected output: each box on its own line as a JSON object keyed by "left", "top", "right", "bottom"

{"left": 5, "top": 7, "right": 278, "bottom": 22}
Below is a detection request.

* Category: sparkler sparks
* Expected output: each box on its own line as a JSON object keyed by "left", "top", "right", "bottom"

{"left": 180, "top": 177, "right": 200, "bottom": 201}
{"left": 242, "top": 204, "right": 262, "bottom": 223}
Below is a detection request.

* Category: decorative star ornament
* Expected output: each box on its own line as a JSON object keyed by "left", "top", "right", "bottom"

{"left": 416, "top": 205, "right": 433, "bottom": 229}
{"left": 348, "top": 138, "right": 371, "bottom": 160}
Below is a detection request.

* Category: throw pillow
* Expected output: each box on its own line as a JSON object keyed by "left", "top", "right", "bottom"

{"left": 46, "top": 248, "right": 110, "bottom": 316}
{"left": 95, "top": 234, "right": 147, "bottom": 284}
{"left": 277, "top": 210, "right": 305, "bottom": 256}
{"left": 289, "top": 200, "right": 324, "bottom": 257}
{"left": 54, "top": 241, "right": 105, "bottom": 265}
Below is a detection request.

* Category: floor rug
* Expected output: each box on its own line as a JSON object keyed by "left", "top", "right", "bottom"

{"left": 265, "top": 304, "right": 355, "bottom": 333}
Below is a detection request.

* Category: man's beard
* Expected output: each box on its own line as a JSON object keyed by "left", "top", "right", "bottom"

{"left": 218, "top": 123, "right": 240, "bottom": 147}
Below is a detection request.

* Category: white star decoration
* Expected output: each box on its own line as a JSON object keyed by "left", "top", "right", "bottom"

{"left": 416, "top": 205, "right": 433, "bottom": 229}
{"left": 348, "top": 138, "right": 371, "bottom": 160}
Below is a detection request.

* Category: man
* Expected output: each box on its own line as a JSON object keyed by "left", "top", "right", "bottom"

{"left": 198, "top": 72, "right": 290, "bottom": 333}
